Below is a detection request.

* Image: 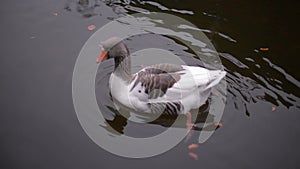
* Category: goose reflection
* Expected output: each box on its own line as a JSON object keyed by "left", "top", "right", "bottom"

{"left": 101, "top": 101, "right": 220, "bottom": 136}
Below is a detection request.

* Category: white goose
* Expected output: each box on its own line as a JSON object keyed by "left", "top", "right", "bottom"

{"left": 97, "top": 37, "right": 226, "bottom": 128}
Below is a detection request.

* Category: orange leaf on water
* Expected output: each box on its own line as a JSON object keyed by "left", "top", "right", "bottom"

{"left": 188, "top": 152, "right": 198, "bottom": 160}
{"left": 188, "top": 144, "right": 199, "bottom": 150}
{"left": 53, "top": 12, "right": 58, "bottom": 16}
{"left": 271, "top": 106, "right": 276, "bottom": 112}
{"left": 88, "top": 24, "right": 96, "bottom": 31}
{"left": 260, "top": 47, "right": 269, "bottom": 51}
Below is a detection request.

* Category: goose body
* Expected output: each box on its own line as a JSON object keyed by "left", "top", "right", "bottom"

{"left": 97, "top": 37, "right": 226, "bottom": 117}
{"left": 110, "top": 64, "right": 225, "bottom": 115}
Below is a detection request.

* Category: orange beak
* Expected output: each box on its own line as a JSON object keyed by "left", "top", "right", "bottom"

{"left": 96, "top": 49, "right": 108, "bottom": 63}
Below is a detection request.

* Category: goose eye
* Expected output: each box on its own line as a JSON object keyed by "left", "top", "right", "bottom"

{"left": 138, "top": 90, "right": 141, "bottom": 93}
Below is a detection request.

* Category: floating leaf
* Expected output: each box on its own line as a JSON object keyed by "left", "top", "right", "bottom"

{"left": 271, "top": 106, "right": 276, "bottom": 112}
{"left": 53, "top": 12, "right": 58, "bottom": 16}
{"left": 260, "top": 47, "right": 269, "bottom": 51}
{"left": 188, "top": 152, "right": 198, "bottom": 160}
{"left": 188, "top": 143, "right": 199, "bottom": 150}
{"left": 88, "top": 24, "right": 96, "bottom": 31}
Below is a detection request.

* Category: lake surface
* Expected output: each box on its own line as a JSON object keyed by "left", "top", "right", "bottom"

{"left": 1, "top": 0, "right": 299, "bottom": 169}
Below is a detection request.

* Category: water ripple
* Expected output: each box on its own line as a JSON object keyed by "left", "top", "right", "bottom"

{"left": 67, "top": 0, "right": 300, "bottom": 117}
{"left": 140, "top": 1, "right": 194, "bottom": 15}
{"left": 262, "top": 57, "right": 300, "bottom": 88}
{"left": 221, "top": 52, "right": 300, "bottom": 115}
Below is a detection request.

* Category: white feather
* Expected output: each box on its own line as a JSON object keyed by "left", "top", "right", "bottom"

{"left": 110, "top": 64, "right": 226, "bottom": 115}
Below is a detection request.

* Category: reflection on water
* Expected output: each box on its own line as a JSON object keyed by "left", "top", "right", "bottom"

{"left": 102, "top": 103, "right": 217, "bottom": 137}
{"left": 70, "top": 0, "right": 299, "bottom": 138}
{"left": 221, "top": 52, "right": 300, "bottom": 116}
{"left": 65, "top": 0, "right": 101, "bottom": 17}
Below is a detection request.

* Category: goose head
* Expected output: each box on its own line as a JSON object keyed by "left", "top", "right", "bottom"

{"left": 97, "top": 37, "right": 130, "bottom": 64}
{"left": 97, "top": 37, "right": 132, "bottom": 81}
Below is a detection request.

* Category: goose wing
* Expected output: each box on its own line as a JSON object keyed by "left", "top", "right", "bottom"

{"left": 129, "top": 64, "right": 226, "bottom": 101}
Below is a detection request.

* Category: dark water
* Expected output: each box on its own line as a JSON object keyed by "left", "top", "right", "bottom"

{"left": 1, "top": 0, "right": 299, "bottom": 168}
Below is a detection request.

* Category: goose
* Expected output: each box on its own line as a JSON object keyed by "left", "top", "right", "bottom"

{"left": 97, "top": 37, "right": 226, "bottom": 129}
